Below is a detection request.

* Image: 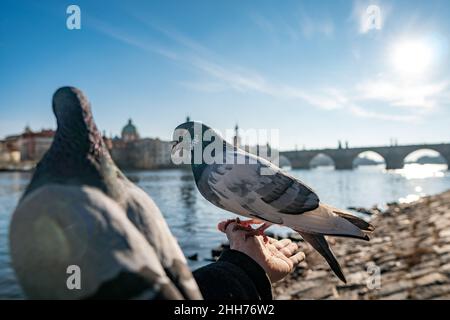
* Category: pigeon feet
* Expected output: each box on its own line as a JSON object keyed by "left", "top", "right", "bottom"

{"left": 243, "top": 223, "right": 271, "bottom": 243}
{"left": 221, "top": 218, "right": 271, "bottom": 243}
{"left": 222, "top": 217, "right": 255, "bottom": 233}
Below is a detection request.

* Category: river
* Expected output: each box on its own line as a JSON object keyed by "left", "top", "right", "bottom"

{"left": 0, "top": 164, "right": 449, "bottom": 298}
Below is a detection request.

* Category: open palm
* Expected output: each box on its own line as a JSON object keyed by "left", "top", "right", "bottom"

{"left": 218, "top": 220, "right": 305, "bottom": 283}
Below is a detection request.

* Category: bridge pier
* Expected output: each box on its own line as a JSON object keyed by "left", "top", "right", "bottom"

{"left": 332, "top": 153, "right": 355, "bottom": 170}
{"left": 442, "top": 153, "right": 450, "bottom": 170}
{"left": 289, "top": 158, "right": 313, "bottom": 169}
{"left": 385, "top": 156, "right": 404, "bottom": 170}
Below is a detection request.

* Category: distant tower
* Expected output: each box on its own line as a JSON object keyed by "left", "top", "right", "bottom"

{"left": 121, "top": 118, "right": 139, "bottom": 143}
{"left": 338, "top": 140, "right": 342, "bottom": 149}
{"left": 233, "top": 124, "right": 241, "bottom": 148}
{"left": 266, "top": 142, "right": 272, "bottom": 158}
{"left": 345, "top": 141, "right": 349, "bottom": 149}
{"left": 186, "top": 116, "right": 190, "bottom": 122}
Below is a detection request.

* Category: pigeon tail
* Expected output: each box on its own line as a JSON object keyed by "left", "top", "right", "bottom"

{"left": 282, "top": 204, "right": 372, "bottom": 241}
{"left": 297, "top": 231, "right": 347, "bottom": 283}
{"left": 332, "top": 208, "right": 374, "bottom": 233}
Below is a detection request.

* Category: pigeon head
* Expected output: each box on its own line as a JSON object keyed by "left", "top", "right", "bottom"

{"left": 53, "top": 87, "right": 94, "bottom": 137}
{"left": 172, "top": 121, "right": 229, "bottom": 169}
{"left": 22, "top": 87, "right": 109, "bottom": 198}
{"left": 51, "top": 86, "right": 104, "bottom": 155}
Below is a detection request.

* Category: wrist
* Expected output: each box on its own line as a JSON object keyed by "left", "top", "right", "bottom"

{"left": 218, "top": 249, "right": 273, "bottom": 300}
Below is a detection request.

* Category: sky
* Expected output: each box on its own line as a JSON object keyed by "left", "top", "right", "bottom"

{"left": 1, "top": 0, "right": 450, "bottom": 151}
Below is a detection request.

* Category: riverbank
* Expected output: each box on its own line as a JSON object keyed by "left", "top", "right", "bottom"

{"left": 0, "top": 162, "right": 36, "bottom": 172}
{"left": 272, "top": 190, "right": 450, "bottom": 299}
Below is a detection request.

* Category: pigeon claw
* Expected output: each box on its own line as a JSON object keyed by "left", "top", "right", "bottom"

{"left": 221, "top": 218, "right": 270, "bottom": 243}
{"left": 222, "top": 217, "right": 256, "bottom": 233}
{"left": 243, "top": 226, "right": 270, "bottom": 243}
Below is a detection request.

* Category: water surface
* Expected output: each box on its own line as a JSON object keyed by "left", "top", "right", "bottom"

{"left": 1, "top": 164, "right": 449, "bottom": 298}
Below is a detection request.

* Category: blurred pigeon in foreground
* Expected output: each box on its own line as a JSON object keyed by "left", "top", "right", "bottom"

{"left": 172, "top": 121, "right": 374, "bottom": 283}
{"left": 9, "top": 87, "right": 202, "bottom": 299}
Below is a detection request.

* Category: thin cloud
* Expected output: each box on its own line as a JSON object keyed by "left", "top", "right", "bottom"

{"left": 298, "top": 10, "right": 334, "bottom": 38}
{"left": 250, "top": 11, "right": 333, "bottom": 41}
{"left": 356, "top": 79, "right": 449, "bottom": 110}
{"left": 89, "top": 18, "right": 179, "bottom": 61}
{"left": 91, "top": 18, "right": 442, "bottom": 122}
{"left": 349, "top": 104, "right": 418, "bottom": 122}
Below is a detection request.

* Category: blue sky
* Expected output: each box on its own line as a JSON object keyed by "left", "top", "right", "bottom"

{"left": 1, "top": 0, "right": 450, "bottom": 150}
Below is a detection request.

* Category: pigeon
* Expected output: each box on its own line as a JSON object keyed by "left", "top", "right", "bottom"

{"left": 9, "top": 87, "right": 202, "bottom": 299}
{"left": 172, "top": 121, "right": 374, "bottom": 283}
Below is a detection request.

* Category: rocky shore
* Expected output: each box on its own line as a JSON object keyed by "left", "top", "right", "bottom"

{"left": 272, "top": 190, "right": 450, "bottom": 299}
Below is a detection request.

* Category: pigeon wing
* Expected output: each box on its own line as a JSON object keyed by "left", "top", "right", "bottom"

{"left": 200, "top": 150, "right": 320, "bottom": 217}
{"left": 119, "top": 177, "right": 203, "bottom": 300}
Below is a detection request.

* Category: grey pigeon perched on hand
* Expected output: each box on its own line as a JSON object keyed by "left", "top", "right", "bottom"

{"left": 9, "top": 87, "right": 202, "bottom": 299}
{"left": 172, "top": 121, "right": 374, "bottom": 283}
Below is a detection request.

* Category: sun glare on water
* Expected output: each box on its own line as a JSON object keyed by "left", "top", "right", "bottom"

{"left": 394, "top": 163, "right": 446, "bottom": 180}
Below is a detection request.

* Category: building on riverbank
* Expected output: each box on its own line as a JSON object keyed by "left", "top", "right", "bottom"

{"left": 0, "top": 126, "right": 54, "bottom": 165}
{"left": 109, "top": 119, "right": 173, "bottom": 170}
{"left": 0, "top": 121, "right": 173, "bottom": 171}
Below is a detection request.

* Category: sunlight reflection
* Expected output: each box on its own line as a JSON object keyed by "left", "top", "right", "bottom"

{"left": 393, "top": 164, "right": 447, "bottom": 180}
{"left": 399, "top": 194, "right": 421, "bottom": 204}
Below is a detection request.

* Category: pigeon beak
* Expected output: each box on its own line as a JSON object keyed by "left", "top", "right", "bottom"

{"left": 171, "top": 140, "right": 179, "bottom": 150}
{"left": 171, "top": 140, "right": 184, "bottom": 158}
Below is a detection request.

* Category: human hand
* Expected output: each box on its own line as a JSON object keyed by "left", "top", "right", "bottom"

{"left": 218, "top": 220, "right": 305, "bottom": 283}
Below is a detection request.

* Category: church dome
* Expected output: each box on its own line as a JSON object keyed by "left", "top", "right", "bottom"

{"left": 121, "top": 119, "right": 139, "bottom": 141}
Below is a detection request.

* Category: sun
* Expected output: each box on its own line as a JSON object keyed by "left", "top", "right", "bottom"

{"left": 391, "top": 39, "right": 434, "bottom": 76}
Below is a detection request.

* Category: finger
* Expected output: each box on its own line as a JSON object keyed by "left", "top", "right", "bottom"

{"left": 218, "top": 220, "right": 239, "bottom": 234}
{"left": 273, "top": 239, "right": 292, "bottom": 250}
{"left": 280, "top": 242, "right": 299, "bottom": 257}
{"left": 217, "top": 220, "right": 230, "bottom": 233}
{"left": 289, "top": 251, "right": 306, "bottom": 266}
{"left": 267, "top": 237, "right": 278, "bottom": 244}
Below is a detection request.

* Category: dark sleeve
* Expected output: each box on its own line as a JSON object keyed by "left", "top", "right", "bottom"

{"left": 193, "top": 249, "right": 272, "bottom": 300}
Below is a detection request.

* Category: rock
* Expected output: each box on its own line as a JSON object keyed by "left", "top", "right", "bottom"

{"left": 293, "top": 284, "right": 337, "bottom": 300}
{"left": 380, "top": 291, "right": 409, "bottom": 300}
{"left": 441, "top": 263, "right": 450, "bottom": 275}
{"left": 433, "top": 244, "right": 450, "bottom": 255}
{"left": 270, "top": 190, "right": 450, "bottom": 300}
{"left": 378, "top": 280, "right": 413, "bottom": 297}
{"left": 347, "top": 206, "right": 375, "bottom": 215}
{"left": 410, "top": 284, "right": 450, "bottom": 299}
{"left": 211, "top": 242, "right": 230, "bottom": 259}
{"left": 187, "top": 253, "right": 198, "bottom": 261}
{"left": 414, "top": 273, "right": 447, "bottom": 287}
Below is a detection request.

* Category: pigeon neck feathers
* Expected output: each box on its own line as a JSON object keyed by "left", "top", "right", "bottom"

{"left": 23, "top": 87, "right": 112, "bottom": 198}
{"left": 51, "top": 87, "right": 106, "bottom": 160}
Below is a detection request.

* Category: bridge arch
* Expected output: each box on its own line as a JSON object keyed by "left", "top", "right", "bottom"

{"left": 352, "top": 151, "right": 386, "bottom": 168}
{"left": 309, "top": 152, "right": 335, "bottom": 169}
{"left": 403, "top": 148, "right": 449, "bottom": 169}
{"left": 279, "top": 143, "right": 450, "bottom": 170}
{"left": 277, "top": 155, "right": 292, "bottom": 169}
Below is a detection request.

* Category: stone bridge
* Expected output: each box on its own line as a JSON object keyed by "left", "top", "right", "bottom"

{"left": 280, "top": 143, "right": 450, "bottom": 170}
